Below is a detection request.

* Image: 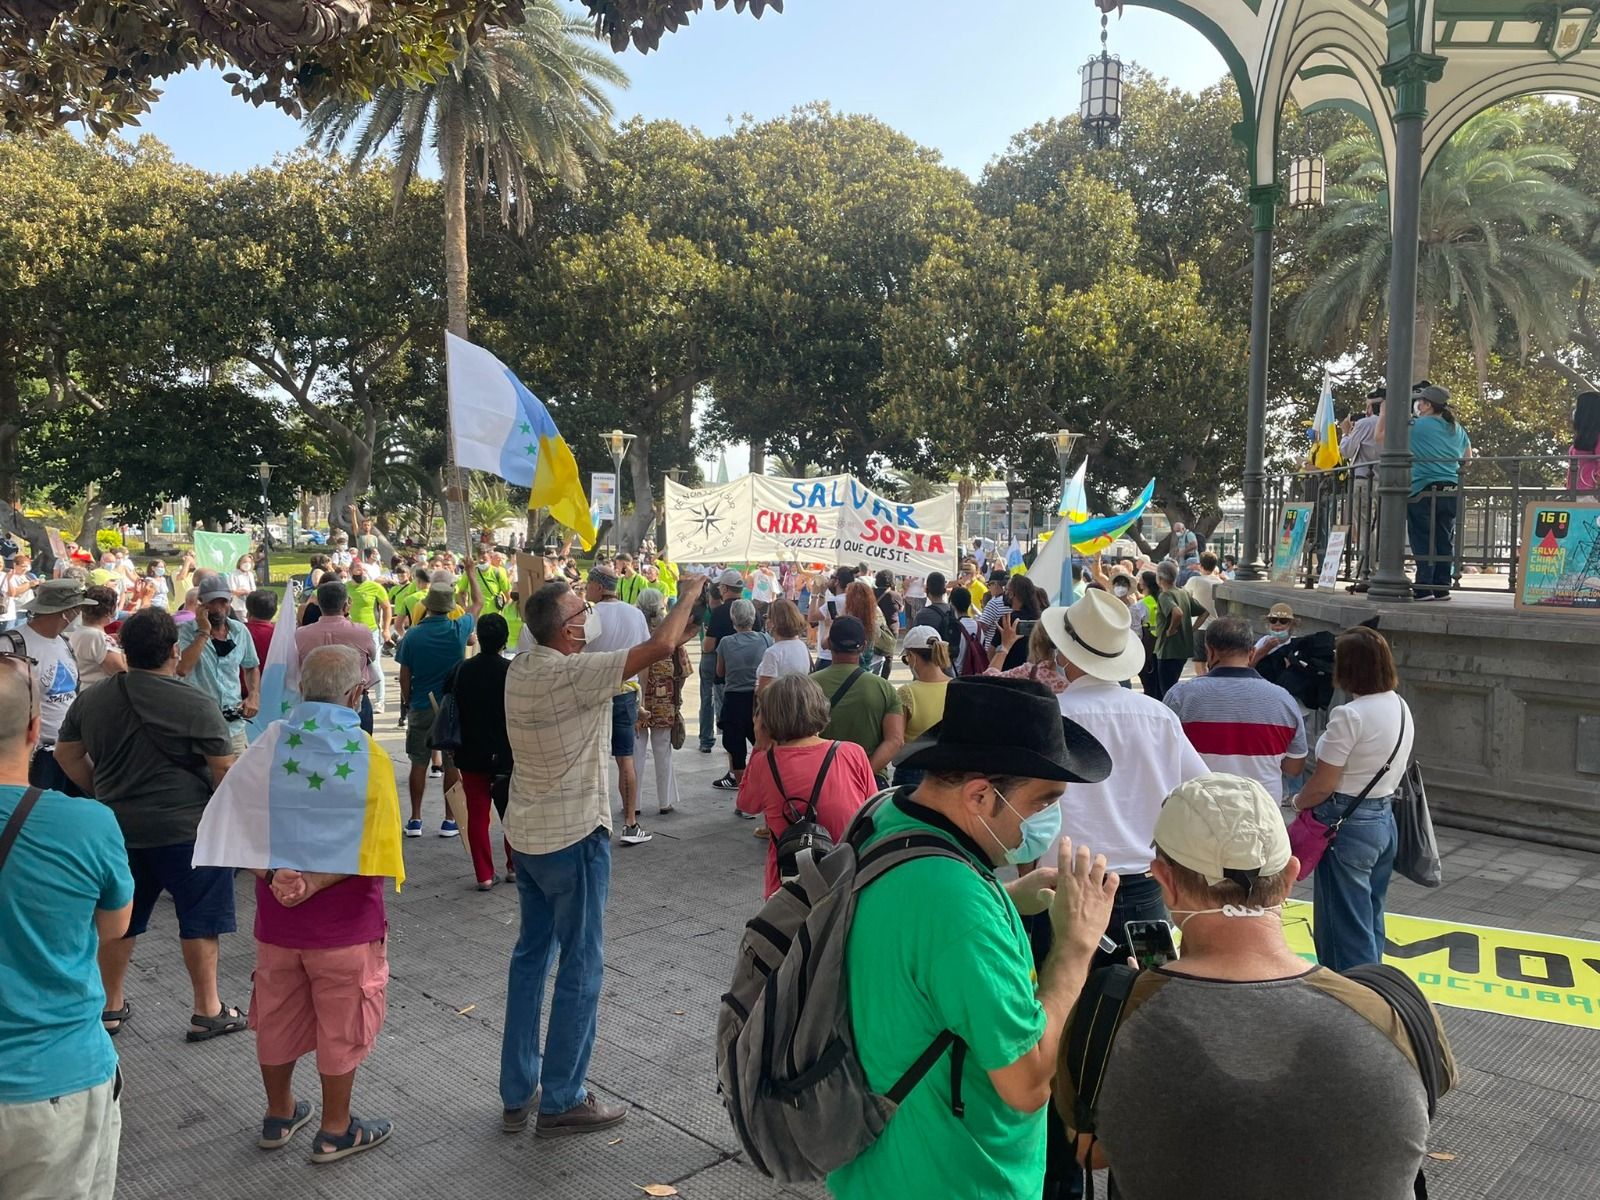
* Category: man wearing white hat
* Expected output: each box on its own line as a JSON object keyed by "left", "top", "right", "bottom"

{"left": 1057, "top": 773, "right": 1457, "bottom": 1200}
{"left": 1030, "top": 588, "right": 1207, "bottom": 1200}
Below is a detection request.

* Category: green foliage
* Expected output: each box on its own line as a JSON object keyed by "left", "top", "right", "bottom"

{"left": 94, "top": 529, "right": 122, "bottom": 553}
{"left": 577, "top": 0, "right": 779, "bottom": 53}
{"left": 1, "top": 0, "right": 531, "bottom": 137}
{"left": 1289, "top": 104, "right": 1596, "bottom": 380}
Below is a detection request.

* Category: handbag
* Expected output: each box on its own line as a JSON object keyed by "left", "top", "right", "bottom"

{"left": 429, "top": 692, "right": 464, "bottom": 753}
{"left": 1393, "top": 760, "right": 1442, "bottom": 888}
{"left": 1288, "top": 707, "right": 1408, "bottom": 881}
{"left": 871, "top": 612, "right": 898, "bottom": 659}
{"left": 670, "top": 716, "right": 687, "bottom": 751}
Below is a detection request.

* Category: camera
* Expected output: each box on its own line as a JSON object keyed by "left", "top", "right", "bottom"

{"left": 221, "top": 705, "right": 246, "bottom": 722}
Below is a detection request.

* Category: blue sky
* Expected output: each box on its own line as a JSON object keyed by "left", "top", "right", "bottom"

{"left": 133, "top": 0, "right": 1227, "bottom": 180}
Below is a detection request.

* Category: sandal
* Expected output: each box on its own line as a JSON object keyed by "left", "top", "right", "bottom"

{"left": 186, "top": 1002, "right": 248, "bottom": 1042}
{"left": 310, "top": 1115, "right": 393, "bottom": 1163}
{"left": 259, "top": 1100, "right": 314, "bottom": 1150}
{"left": 754, "top": 825, "right": 770, "bottom": 840}
{"left": 101, "top": 1002, "right": 132, "bottom": 1037}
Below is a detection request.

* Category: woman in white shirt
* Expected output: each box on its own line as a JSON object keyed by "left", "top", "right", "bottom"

{"left": 756, "top": 599, "right": 812, "bottom": 693}
{"left": 229, "top": 553, "right": 257, "bottom": 619}
{"left": 1291, "top": 626, "right": 1414, "bottom": 971}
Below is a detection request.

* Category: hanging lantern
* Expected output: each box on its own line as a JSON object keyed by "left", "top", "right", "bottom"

{"left": 1080, "top": 13, "right": 1123, "bottom": 148}
{"left": 1288, "top": 152, "right": 1326, "bottom": 209}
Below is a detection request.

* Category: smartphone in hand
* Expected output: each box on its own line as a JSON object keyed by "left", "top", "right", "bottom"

{"left": 1124, "top": 919, "right": 1179, "bottom": 970}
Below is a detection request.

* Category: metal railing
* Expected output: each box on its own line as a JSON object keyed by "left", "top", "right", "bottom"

{"left": 1262, "top": 455, "right": 1592, "bottom": 593}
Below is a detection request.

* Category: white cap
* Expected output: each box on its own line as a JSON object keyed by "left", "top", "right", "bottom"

{"left": 902, "top": 625, "right": 943, "bottom": 652}
{"left": 1153, "top": 773, "right": 1292, "bottom": 888}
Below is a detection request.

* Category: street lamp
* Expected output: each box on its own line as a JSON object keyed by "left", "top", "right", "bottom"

{"left": 600, "top": 429, "right": 636, "bottom": 554}
{"left": 1080, "top": 11, "right": 1123, "bottom": 148}
{"left": 1048, "top": 428, "right": 1082, "bottom": 500}
{"left": 1288, "top": 151, "right": 1325, "bottom": 210}
{"left": 257, "top": 460, "right": 272, "bottom": 584}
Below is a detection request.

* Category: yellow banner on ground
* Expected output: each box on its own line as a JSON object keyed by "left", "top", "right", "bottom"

{"left": 1282, "top": 900, "right": 1600, "bottom": 1030}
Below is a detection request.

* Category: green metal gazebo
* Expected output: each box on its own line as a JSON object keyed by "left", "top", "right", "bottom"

{"left": 1100, "top": 0, "right": 1600, "bottom": 597}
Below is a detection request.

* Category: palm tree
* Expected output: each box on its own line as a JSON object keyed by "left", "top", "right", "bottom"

{"left": 1289, "top": 104, "right": 1595, "bottom": 381}
{"left": 305, "top": 0, "right": 627, "bottom": 343}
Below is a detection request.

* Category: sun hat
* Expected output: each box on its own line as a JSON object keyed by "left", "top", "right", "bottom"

{"left": 196, "top": 577, "right": 234, "bottom": 605}
{"left": 717, "top": 568, "right": 745, "bottom": 589}
{"left": 423, "top": 581, "right": 457, "bottom": 613}
{"left": 1153, "top": 773, "right": 1291, "bottom": 889}
{"left": 901, "top": 625, "right": 943, "bottom": 652}
{"left": 1041, "top": 590, "right": 1146, "bottom": 683}
{"left": 1267, "top": 602, "right": 1295, "bottom": 620}
{"left": 894, "top": 677, "right": 1111, "bottom": 785}
{"left": 18, "top": 578, "right": 96, "bottom": 615}
{"left": 827, "top": 615, "right": 866, "bottom": 654}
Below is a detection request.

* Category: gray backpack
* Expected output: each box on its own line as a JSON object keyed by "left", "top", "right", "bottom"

{"left": 715, "top": 792, "right": 977, "bottom": 1181}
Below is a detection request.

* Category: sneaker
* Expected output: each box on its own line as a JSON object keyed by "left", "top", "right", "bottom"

{"left": 619, "top": 824, "right": 653, "bottom": 845}
{"left": 439, "top": 820, "right": 460, "bottom": 838}
{"left": 711, "top": 773, "right": 739, "bottom": 791}
{"left": 503, "top": 870, "right": 516, "bottom": 884}
{"left": 698, "top": 745, "right": 714, "bottom": 754}
{"left": 428, "top": 764, "right": 443, "bottom": 778}
{"left": 535, "top": 1092, "right": 628, "bottom": 1138}
{"left": 657, "top": 804, "right": 675, "bottom": 815}
{"left": 754, "top": 824, "right": 771, "bottom": 840}
{"left": 371, "top": 703, "right": 386, "bottom": 716}
{"left": 734, "top": 808, "right": 756, "bottom": 820}
{"left": 404, "top": 819, "right": 423, "bottom": 838}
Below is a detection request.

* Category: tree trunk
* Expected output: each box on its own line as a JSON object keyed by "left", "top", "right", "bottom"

{"left": 77, "top": 491, "right": 106, "bottom": 548}
{"left": 621, "top": 432, "right": 655, "bottom": 551}
{"left": 748, "top": 438, "right": 766, "bottom": 477}
{"left": 1413, "top": 305, "right": 1434, "bottom": 382}
{"left": 440, "top": 101, "right": 471, "bottom": 556}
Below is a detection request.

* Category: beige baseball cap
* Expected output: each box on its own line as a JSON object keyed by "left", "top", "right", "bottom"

{"left": 1153, "top": 773, "right": 1291, "bottom": 888}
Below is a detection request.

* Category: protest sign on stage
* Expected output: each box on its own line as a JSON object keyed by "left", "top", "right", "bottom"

{"left": 664, "top": 475, "right": 957, "bottom": 574}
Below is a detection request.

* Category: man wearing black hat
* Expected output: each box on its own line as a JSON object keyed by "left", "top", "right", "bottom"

{"left": 829, "top": 677, "right": 1117, "bottom": 1200}
{"left": 810, "top": 616, "right": 903, "bottom": 787}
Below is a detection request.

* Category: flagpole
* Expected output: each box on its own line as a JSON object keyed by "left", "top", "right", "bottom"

{"left": 442, "top": 334, "right": 471, "bottom": 561}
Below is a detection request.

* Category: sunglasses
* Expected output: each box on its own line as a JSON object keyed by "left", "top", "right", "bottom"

{"left": 1267, "top": 617, "right": 1291, "bottom": 626}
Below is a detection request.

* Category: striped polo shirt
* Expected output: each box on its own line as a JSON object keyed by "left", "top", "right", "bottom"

{"left": 1161, "top": 666, "right": 1307, "bottom": 801}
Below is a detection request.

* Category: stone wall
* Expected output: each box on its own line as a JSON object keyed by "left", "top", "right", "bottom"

{"left": 1214, "top": 583, "right": 1600, "bottom": 851}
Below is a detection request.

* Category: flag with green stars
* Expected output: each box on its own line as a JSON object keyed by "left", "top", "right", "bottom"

{"left": 194, "top": 701, "right": 405, "bottom": 889}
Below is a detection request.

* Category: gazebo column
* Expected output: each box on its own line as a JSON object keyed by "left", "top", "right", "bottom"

{"left": 1368, "top": 51, "right": 1446, "bottom": 601}
{"left": 1236, "top": 183, "right": 1279, "bottom": 582}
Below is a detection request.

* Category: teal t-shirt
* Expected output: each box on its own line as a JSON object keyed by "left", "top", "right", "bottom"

{"left": 396, "top": 613, "right": 476, "bottom": 710}
{"left": 1409, "top": 415, "right": 1471, "bottom": 494}
{"left": 829, "top": 795, "right": 1047, "bottom": 1200}
{"left": 0, "top": 786, "right": 132, "bottom": 1103}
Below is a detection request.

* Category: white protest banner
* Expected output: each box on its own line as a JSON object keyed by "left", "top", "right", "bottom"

{"left": 665, "top": 475, "right": 957, "bottom": 575}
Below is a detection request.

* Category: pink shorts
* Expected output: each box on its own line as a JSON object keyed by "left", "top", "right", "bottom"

{"left": 250, "top": 939, "right": 388, "bottom": 1076}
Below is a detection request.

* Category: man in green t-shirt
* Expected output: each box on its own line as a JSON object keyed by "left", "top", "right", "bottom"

{"left": 829, "top": 676, "right": 1116, "bottom": 1200}
{"left": 614, "top": 554, "right": 646, "bottom": 605}
{"left": 1152, "top": 561, "right": 1202, "bottom": 701}
{"left": 808, "top": 616, "right": 904, "bottom": 786}
{"left": 346, "top": 566, "right": 392, "bottom": 714}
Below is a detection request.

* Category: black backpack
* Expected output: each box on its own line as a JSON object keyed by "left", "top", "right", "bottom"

{"left": 914, "top": 601, "right": 961, "bottom": 651}
{"left": 765, "top": 741, "right": 842, "bottom": 883}
{"left": 1062, "top": 961, "right": 1446, "bottom": 1200}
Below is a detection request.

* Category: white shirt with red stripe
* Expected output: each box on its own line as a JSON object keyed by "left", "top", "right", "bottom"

{"left": 1160, "top": 666, "right": 1307, "bottom": 803}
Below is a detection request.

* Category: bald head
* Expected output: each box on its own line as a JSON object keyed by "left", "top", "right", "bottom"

{"left": 0, "top": 656, "right": 38, "bottom": 750}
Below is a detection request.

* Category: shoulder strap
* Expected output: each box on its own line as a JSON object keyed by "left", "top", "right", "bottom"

{"left": 1336, "top": 705, "right": 1409, "bottom": 827}
{"left": 803, "top": 741, "right": 842, "bottom": 813}
{"left": 765, "top": 746, "right": 787, "bottom": 800}
{"left": 117, "top": 676, "right": 213, "bottom": 786}
{"left": 828, "top": 666, "right": 867, "bottom": 709}
{"left": 1065, "top": 964, "right": 1140, "bottom": 1137}
{"left": 0, "top": 786, "right": 43, "bottom": 878}
{"left": 1342, "top": 962, "right": 1444, "bottom": 1118}
{"left": 853, "top": 831, "right": 981, "bottom": 891}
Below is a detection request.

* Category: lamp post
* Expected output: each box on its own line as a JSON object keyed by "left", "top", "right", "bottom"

{"left": 600, "top": 429, "right": 636, "bottom": 555}
{"left": 257, "top": 460, "right": 272, "bottom": 585}
{"left": 1080, "top": 11, "right": 1123, "bottom": 148}
{"left": 1048, "top": 429, "right": 1082, "bottom": 510}
{"left": 1287, "top": 150, "right": 1325, "bottom": 211}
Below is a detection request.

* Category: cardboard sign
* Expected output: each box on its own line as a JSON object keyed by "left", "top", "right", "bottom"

{"left": 1270, "top": 503, "right": 1314, "bottom": 584}
{"left": 515, "top": 552, "right": 545, "bottom": 603}
{"left": 1316, "top": 527, "right": 1347, "bottom": 590}
{"left": 1515, "top": 501, "right": 1600, "bottom": 612}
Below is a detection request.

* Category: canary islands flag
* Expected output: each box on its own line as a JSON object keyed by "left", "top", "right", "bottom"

{"left": 445, "top": 332, "right": 598, "bottom": 549}
{"left": 1312, "top": 370, "right": 1341, "bottom": 470}
{"left": 193, "top": 701, "right": 405, "bottom": 890}
{"left": 245, "top": 580, "right": 300, "bottom": 745}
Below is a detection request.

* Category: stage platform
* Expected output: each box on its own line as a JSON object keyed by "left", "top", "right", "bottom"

{"left": 1215, "top": 580, "right": 1600, "bottom": 852}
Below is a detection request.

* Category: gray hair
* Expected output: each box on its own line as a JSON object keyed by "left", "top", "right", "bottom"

{"left": 637, "top": 587, "right": 666, "bottom": 625}
{"left": 525, "top": 580, "right": 573, "bottom": 646}
{"left": 300, "top": 644, "right": 363, "bottom": 705}
{"left": 1157, "top": 561, "right": 1179, "bottom": 585}
{"left": 0, "top": 656, "right": 36, "bottom": 747}
{"left": 1202, "top": 616, "right": 1253, "bottom": 656}
{"left": 730, "top": 598, "right": 756, "bottom": 630}
{"left": 756, "top": 673, "right": 831, "bottom": 743}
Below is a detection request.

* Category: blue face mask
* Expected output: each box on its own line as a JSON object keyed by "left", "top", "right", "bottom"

{"left": 980, "top": 783, "right": 1063, "bottom": 866}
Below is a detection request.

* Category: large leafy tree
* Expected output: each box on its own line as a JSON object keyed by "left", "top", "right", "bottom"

{"left": 1, "top": 0, "right": 532, "bottom": 136}
{"left": 1289, "top": 104, "right": 1596, "bottom": 381}
{"left": 576, "top": 0, "right": 778, "bottom": 52}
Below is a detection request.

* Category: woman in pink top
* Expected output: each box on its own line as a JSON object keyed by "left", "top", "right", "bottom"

{"left": 1569, "top": 391, "right": 1600, "bottom": 497}
{"left": 983, "top": 615, "right": 1071, "bottom": 694}
{"left": 737, "top": 673, "right": 877, "bottom": 897}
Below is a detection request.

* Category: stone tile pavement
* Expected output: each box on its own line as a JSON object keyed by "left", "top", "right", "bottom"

{"left": 110, "top": 654, "right": 1600, "bottom": 1199}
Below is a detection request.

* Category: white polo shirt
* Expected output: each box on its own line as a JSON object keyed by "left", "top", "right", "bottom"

{"left": 1055, "top": 675, "right": 1209, "bottom": 875}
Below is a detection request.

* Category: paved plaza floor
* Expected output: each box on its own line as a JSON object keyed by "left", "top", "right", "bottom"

{"left": 111, "top": 654, "right": 1600, "bottom": 1199}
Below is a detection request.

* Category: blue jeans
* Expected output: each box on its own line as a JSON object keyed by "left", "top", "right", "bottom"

{"left": 1312, "top": 794, "right": 1397, "bottom": 971}
{"left": 1406, "top": 487, "right": 1457, "bottom": 595}
{"left": 698, "top": 659, "right": 722, "bottom": 751}
{"left": 499, "top": 827, "right": 611, "bottom": 1113}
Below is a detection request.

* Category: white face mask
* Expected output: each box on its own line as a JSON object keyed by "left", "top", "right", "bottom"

{"left": 568, "top": 608, "right": 602, "bottom": 646}
{"left": 1113, "top": 584, "right": 1130, "bottom": 597}
{"left": 1171, "top": 903, "right": 1283, "bottom": 933}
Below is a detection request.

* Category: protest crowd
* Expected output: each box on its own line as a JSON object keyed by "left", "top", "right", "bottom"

{"left": 0, "top": 517, "right": 1459, "bottom": 1200}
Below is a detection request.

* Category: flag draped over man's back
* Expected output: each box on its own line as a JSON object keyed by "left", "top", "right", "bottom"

{"left": 445, "top": 332, "right": 597, "bottom": 548}
{"left": 194, "top": 700, "right": 405, "bottom": 890}
{"left": 1311, "top": 370, "right": 1341, "bottom": 469}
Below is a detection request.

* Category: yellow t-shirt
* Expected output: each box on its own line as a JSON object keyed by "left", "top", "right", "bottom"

{"left": 411, "top": 600, "right": 465, "bottom": 625}
{"left": 897, "top": 680, "right": 949, "bottom": 741}
{"left": 966, "top": 579, "right": 988, "bottom": 615}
